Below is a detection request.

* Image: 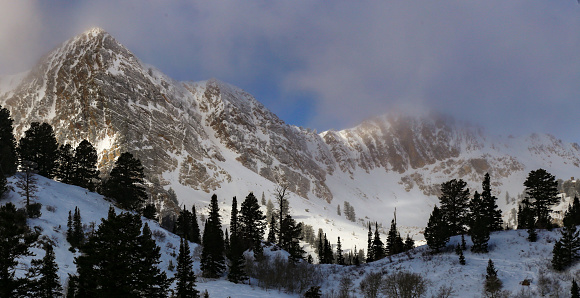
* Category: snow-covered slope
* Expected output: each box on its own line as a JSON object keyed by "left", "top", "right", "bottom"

{"left": 2, "top": 28, "right": 580, "bottom": 251}
{"left": 7, "top": 175, "right": 580, "bottom": 297}
{"left": 5, "top": 175, "right": 297, "bottom": 297}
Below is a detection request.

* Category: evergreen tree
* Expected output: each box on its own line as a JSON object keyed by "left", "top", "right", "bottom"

{"left": 239, "top": 192, "right": 266, "bottom": 253}
{"left": 481, "top": 173, "right": 504, "bottom": 231}
{"left": 404, "top": 234, "right": 415, "bottom": 251}
{"left": 469, "top": 191, "right": 490, "bottom": 253}
{"left": 74, "top": 210, "right": 169, "bottom": 297}
{"left": 227, "top": 229, "right": 247, "bottom": 284}
{"left": 552, "top": 222, "right": 580, "bottom": 271}
{"left": 484, "top": 259, "right": 503, "bottom": 296}
{"left": 103, "top": 152, "right": 147, "bottom": 212}
{"left": 317, "top": 231, "right": 325, "bottom": 263}
{"left": 230, "top": 197, "right": 239, "bottom": 238}
{"left": 565, "top": 197, "right": 580, "bottom": 227}
{"left": 67, "top": 207, "right": 84, "bottom": 250}
{"left": 275, "top": 186, "right": 290, "bottom": 248}
{"left": 366, "top": 222, "right": 374, "bottom": 262}
{"left": 176, "top": 206, "right": 194, "bottom": 241}
{"left": 224, "top": 229, "right": 230, "bottom": 254}
{"left": 26, "top": 243, "right": 63, "bottom": 297}
{"left": 456, "top": 244, "right": 466, "bottom": 265}
{"left": 0, "top": 202, "right": 39, "bottom": 297}
{"left": 527, "top": 222, "right": 538, "bottom": 242}
{"left": 280, "top": 214, "right": 305, "bottom": 263}
{"left": 134, "top": 223, "right": 171, "bottom": 297}
{"left": 386, "top": 214, "right": 404, "bottom": 255}
{"left": 200, "top": 194, "right": 225, "bottom": 278}
{"left": 424, "top": 206, "right": 449, "bottom": 253}
{"left": 523, "top": 169, "right": 559, "bottom": 229}
{"left": 323, "top": 234, "right": 333, "bottom": 264}
{"left": 66, "top": 210, "right": 73, "bottom": 245}
{"left": 267, "top": 214, "right": 277, "bottom": 244}
{"left": 461, "top": 234, "right": 467, "bottom": 251}
{"left": 0, "top": 105, "right": 17, "bottom": 176}
{"left": 517, "top": 198, "right": 534, "bottom": 229}
{"left": 552, "top": 241, "right": 566, "bottom": 271}
{"left": 72, "top": 140, "right": 99, "bottom": 191}
{"left": 438, "top": 179, "right": 470, "bottom": 236}
{"left": 0, "top": 174, "right": 7, "bottom": 200}
{"left": 337, "top": 204, "right": 341, "bottom": 216}
{"left": 372, "top": 222, "right": 385, "bottom": 260}
{"left": 175, "top": 238, "right": 199, "bottom": 297}
{"left": 261, "top": 191, "right": 266, "bottom": 205}
{"left": 190, "top": 205, "right": 201, "bottom": 244}
{"left": 18, "top": 122, "right": 59, "bottom": 178}
{"left": 572, "top": 279, "right": 580, "bottom": 298}
{"left": 336, "top": 237, "right": 345, "bottom": 265}
{"left": 143, "top": 202, "right": 157, "bottom": 220}
{"left": 56, "top": 144, "right": 75, "bottom": 184}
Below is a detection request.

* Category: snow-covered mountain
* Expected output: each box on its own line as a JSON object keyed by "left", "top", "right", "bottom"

{"left": 2, "top": 28, "right": 580, "bottom": 247}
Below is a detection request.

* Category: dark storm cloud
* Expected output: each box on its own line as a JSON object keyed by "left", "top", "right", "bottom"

{"left": 2, "top": 1, "right": 580, "bottom": 141}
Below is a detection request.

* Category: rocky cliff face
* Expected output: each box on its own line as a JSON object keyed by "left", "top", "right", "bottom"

{"left": 2, "top": 28, "right": 580, "bottom": 213}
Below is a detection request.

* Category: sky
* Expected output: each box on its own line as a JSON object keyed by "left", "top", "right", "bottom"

{"left": 2, "top": 1, "right": 580, "bottom": 143}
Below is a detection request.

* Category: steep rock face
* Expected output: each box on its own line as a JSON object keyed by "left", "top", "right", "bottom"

{"left": 0, "top": 28, "right": 227, "bottom": 194}
{"left": 185, "top": 80, "right": 335, "bottom": 201}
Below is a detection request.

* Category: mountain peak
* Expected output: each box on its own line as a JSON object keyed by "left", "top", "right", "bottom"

{"left": 84, "top": 27, "right": 107, "bottom": 37}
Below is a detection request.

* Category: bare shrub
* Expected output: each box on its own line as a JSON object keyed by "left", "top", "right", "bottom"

{"left": 45, "top": 205, "right": 56, "bottom": 212}
{"left": 245, "top": 254, "right": 322, "bottom": 293}
{"left": 338, "top": 275, "right": 354, "bottom": 298}
{"left": 381, "top": 271, "right": 428, "bottom": 298}
{"left": 512, "top": 287, "right": 535, "bottom": 298}
{"left": 536, "top": 270, "right": 561, "bottom": 297}
{"left": 151, "top": 229, "right": 166, "bottom": 242}
{"left": 432, "top": 285, "right": 455, "bottom": 298}
{"left": 360, "top": 271, "right": 382, "bottom": 298}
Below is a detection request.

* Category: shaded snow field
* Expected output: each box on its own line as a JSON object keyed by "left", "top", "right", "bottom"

{"left": 6, "top": 175, "right": 580, "bottom": 297}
